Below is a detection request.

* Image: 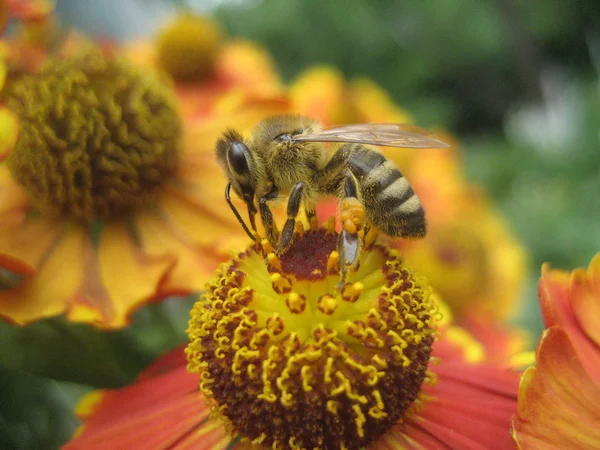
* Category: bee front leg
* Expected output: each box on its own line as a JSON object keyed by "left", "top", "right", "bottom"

{"left": 258, "top": 187, "right": 280, "bottom": 247}
{"left": 276, "top": 182, "right": 304, "bottom": 255}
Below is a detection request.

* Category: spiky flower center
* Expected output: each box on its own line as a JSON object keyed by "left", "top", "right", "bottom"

{"left": 187, "top": 222, "right": 438, "bottom": 450}
{"left": 5, "top": 50, "right": 181, "bottom": 222}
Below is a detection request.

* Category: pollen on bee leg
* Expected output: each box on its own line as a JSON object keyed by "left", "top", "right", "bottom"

{"left": 340, "top": 197, "right": 366, "bottom": 235}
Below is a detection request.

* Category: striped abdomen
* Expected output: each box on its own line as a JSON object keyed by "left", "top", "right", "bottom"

{"left": 348, "top": 145, "right": 426, "bottom": 238}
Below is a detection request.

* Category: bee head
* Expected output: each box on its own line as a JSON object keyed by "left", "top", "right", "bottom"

{"left": 216, "top": 130, "right": 258, "bottom": 206}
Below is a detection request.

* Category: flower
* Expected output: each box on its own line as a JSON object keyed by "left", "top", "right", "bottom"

{"left": 65, "top": 221, "right": 520, "bottom": 449}
{"left": 122, "top": 14, "right": 283, "bottom": 121}
{"left": 512, "top": 254, "right": 600, "bottom": 448}
{"left": 0, "top": 0, "right": 54, "bottom": 33}
{"left": 0, "top": 49, "right": 287, "bottom": 328}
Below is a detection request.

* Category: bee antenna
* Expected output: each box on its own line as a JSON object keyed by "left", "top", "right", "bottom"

{"left": 225, "top": 183, "right": 256, "bottom": 241}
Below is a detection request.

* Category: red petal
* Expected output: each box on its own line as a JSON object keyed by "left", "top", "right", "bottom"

{"left": 66, "top": 347, "right": 236, "bottom": 450}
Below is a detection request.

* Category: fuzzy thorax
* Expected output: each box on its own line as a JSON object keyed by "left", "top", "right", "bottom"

{"left": 186, "top": 221, "right": 438, "bottom": 450}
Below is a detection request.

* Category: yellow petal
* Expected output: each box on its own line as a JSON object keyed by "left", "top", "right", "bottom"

{"left": 68, "top": 223, "right": 176, "bottom": 328}
{"left": 0, "top": 164, "right": 30, "bottom": 223}
{"left": 0, "top": 225, "right": 85, "bottom": 325}
{"left": 133, "top": 211, "right": 222, "bottom": 293}
{"left": 0, "top": 214, "right": 63, "bottom": 274}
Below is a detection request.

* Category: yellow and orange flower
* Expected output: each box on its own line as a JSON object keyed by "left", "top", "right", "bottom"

{"left": 122, "top": 14, "right": 283, "bottom": 121}
{"left": 0, "top": 46, "right": 287, "bottom": 328}
{"left": 65, "top": 223, "right": 520, "bottom": 450}
{"left": 512, "top": 254, "right": 600, "bottom": 448}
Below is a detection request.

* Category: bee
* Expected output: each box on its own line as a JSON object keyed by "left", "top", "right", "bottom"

{"left": 216, "top": 115, "right": 448, "bottom": 270}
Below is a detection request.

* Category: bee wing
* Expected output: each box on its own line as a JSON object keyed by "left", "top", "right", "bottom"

{"left": 293, "top": 123, "right": 450, "bottom": 148}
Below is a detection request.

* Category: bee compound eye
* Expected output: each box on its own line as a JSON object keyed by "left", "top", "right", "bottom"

{"left": 228, "top": 142, "right": 251, "bottom": 175}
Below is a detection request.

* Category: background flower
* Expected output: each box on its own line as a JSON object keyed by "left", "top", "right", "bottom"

{"left": 512, "top": 254, "right": 600, "bottom": 448}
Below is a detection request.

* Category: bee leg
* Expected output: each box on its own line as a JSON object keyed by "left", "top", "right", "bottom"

{"left": 258, "top": 187, "right": 280, "bottom": 247}
{"left": 336, "top": 172, "right": 363, "bottom": 285}
{"left": 277, "top": 182, "right": 304, "bottom": 255}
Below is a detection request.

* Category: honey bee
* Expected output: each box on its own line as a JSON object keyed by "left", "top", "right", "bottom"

{"left": 216, "top": 115, "right": 448, "bottom": 270}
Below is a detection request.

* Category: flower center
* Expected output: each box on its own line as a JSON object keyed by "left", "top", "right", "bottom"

{"left": 156, "top": 14, "right": 223, "bottom": 82}
{"left": 186, "top": 222, "right": 438, "bottom": 450}
{"left": 5, "top": 50, "right": 181, "bottom": 222}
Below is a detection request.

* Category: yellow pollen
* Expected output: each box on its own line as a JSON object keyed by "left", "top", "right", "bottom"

{"left": 295, "top": 221, "right": 305, "bottom": 236}
{"left": 327, "top": 251, "right": 340, "bottom": 274}
{"left": 318, "top": 294, "right": 338, "bottom": 315}
{"left": 341, "top": 282, "right": 364, "bottom": 303}
{"left": 187, "top": 225, "right": 438, "bottom": 450}
{"left": 286, "top": 292, "right": 306, "bottom": 314}
{"left": 270, "top": 272, "right": 292, "bottom": 294}
{"left": 267, "top": 253, "right": 282, "bottom": 271}
{"left": 261, "top": 238, "right": 275, "bottom": 254}
{"left": 326, "top": 216, "right": 337, "bottom": 233}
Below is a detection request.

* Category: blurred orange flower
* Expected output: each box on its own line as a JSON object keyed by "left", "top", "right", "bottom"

{"left": 0, "top": 47, "right": 287, "bottom": 328}
{"left": 512, "top": 254, "right": 600, "bottom": 448}
{"left": 122, "top": 14, "right": 283, "bottom": 121}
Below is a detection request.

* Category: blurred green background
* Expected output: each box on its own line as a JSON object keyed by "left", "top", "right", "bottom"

{"left": 2, "top": 0, "right": 599, "bottom": 448}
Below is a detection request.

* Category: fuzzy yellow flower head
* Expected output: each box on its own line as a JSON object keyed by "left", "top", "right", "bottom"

{"left": 5, "top": 50, "right": 180, "bottom": 222}
{"left": 186, "top": 221, "right": 438, "bottom": 449}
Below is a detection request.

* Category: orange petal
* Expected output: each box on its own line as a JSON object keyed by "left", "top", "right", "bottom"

{"left": 65, "top": 347, "right": 237, "bottom": 450}
{"left": 538, "top": 262, "right": 571, "bottom": 328}
{"left": 571, "top": 266, "right": 600, "bottom": 349}
{"left": 0, "top": 225, "right": 85, "bottom": 325}
{"left": 133, "top": 210, "right": 223, "bottom": 294}
{"left": 290, "top": 66, "right": 355, "bottom": 125}
{"left": 538, "top": 258, "right": 600, "bottom": 382}
{"left": 68, "top": 223, "right": 176, "bottom": 329}
{"left": 216, "top": 39, "right": 280, "bottom": 90}
{"left": 512, "top": 327, "right": 600, "bottom": 449}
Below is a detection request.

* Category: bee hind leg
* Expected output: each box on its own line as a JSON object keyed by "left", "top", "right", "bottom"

{"left": 276, "top": 181, "right": 304, "bottom": 256}
{"left": 337, "top": 171, "right": 364, "bottom": 285}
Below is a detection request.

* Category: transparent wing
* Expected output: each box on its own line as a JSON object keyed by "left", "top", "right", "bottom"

{"left": 293, "top": 123, "right": 449, "bottom": 148}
